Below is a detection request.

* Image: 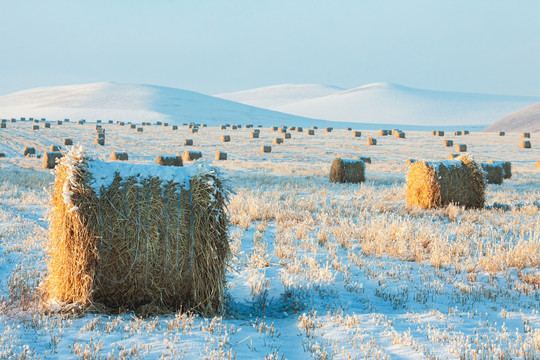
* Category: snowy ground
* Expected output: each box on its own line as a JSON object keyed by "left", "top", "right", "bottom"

{"left": 0, "top": 120, "right": 538, "bottom": 359}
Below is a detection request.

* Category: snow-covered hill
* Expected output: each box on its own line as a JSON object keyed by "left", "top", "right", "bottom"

{"left": 0, "top": 82, "right": 323, "bottom": 127}
{"left": 485, "top": 102, "right": 540, "bottom": 133}
{"left": 218, "top": 82, "right": 540, "bottom": 127}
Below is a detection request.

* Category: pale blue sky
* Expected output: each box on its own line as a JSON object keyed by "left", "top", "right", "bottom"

{"left": 1, "top": 0, "right": 539, "bottom": 96}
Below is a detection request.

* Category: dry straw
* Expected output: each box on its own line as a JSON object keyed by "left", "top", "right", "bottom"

{"left": 94, "top": 138, "right": 105, "bottom": 146}
{"left": 522, "top": 132, "right": 530, "bottom": 138}
{"left": 273, "top": 138, "right": 283, "bottom": 144}
{"left": 329, "top": 158, "right": 365, "bottom": 183}
{"left": 261, "top": 145, "right": 272, "bottom": 153}
{"left": 184, "top": 139, "right": 193, "bottom": 146}
{"left": 110, "top": 152, "right": 128, "bottom": 161}
{"left": 44, "top": 148, "right": 230, "bottom": 315}
{"left": 352, "top": 131, "right": 361, "bottom": 137}
{"left": 43, "top": 151, "right": 63, "bottom": 169}
{"left": 406, "top": 155, "right": 485, "bottom": 209}
{"left": 64, "top": 138, "right": 73, "bottom": 146}
{"left": 520, "top": 141, "right": 531, "bottom": 149}
{"left": 182, "top": 150, "right": 202, "bottom": 162}
{"left": 443, "top": 140, "right": 454, "bottom": 147}
{"left": 221, "top": 135, "right": 230, "bottom": 142}
{"left": 486, "top": 160, "right": 512, "bottom": 179}
{"left": 156, "top": 156, "right": 183, "bottom": 167}
{"left": 481, "top": 163, "right": 504, "bottom": 185}
{"left": 366, "top": 137, "right": 377, "bottom": 146}
{"left": 215, "top": 151, "right": 227, "bottom": 160}
{"left": 23, "top": 146, "right": 36, "bottom": 156}
{"left": 456, "top": 144, "right": 467, "bottom": 152}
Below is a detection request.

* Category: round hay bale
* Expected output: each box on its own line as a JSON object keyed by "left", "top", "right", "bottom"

{"left": 0, "top": 123, "right": 6, "bottom": 129}
{"left": 456, "top": 144, "right": 467, "bottom": 152}
{"left": 215, "top": 151, "right": 227, "bottom": 160}
{"left": 282, "top": 132, "right": 291, "bottom": 139}
{"left": 395, "top": 131, "right": 405, "bottom": 139}
{"left": 43, "top": 151, "right": 63, "bottom": 169}
{"left": 463, "top": 130, "right": 470, "bottom": 135}
{"left": 250, "top": 132, "right": 259, "bottom": 138}
{"left": 406, "top": 158, "right": 417, "bottom": 165}
{"left": 45, "top": 149, "right": 229, "bottom": 314}
{"left": 352, "top": 131, "right": 361, "bottom": 137}
{"left": 156, "top": 155, "right": 183, "bottom": 167}
{"left": 406, "top": 156, "right": 485, "bottom": 209}
{"left": 220, "top": 125, "right": 226, "bottom": 130}
{"left": 11, "top": 118, "right": 16, "bottom": 122}
{"left": 520, "top": 140, "right": 531, "bottom": 149}
{"left": 129, "top": 124, "right": 136, "bottom": 129}
{"left": 50, "top": 145, "right": 61, "bottom": 152}
{"left": 184, "top": 139, "right": 194, "bottom": 146}
{"left": 95, "top": 125, "right": 102, "bottom": 130}
{"left": 498, "top": 131, "right": 505, "bottom": 136}
{"left": 481, "top": 163, "right": 504, "bottom": 185}
{"left": 64, "top": 138, "right": 73, "bottom": 146}
{"left": 96, "top": 133, "right": 105, "bottom": 139}
{"left": 366, "top": 137, "right": 377, "bottom": 146}
{"left": 221, "top": 135, "right": 230, "bottom": 142}
{"left": 535, "top": 161, "right": 540, "bottom": 169}
{"left": 261, "top": 145, "right": 272, "bottom": 153}
{"left": 486, "top": 160, "right": 511, "bottom": 179}
{"left": 190, "top": 128, "right": 199, "bottom": 134}
{"left": 312, "top": 126, "right": 318, "bottom": 130}
{"left": 325, "top": 127, "right": 333, "bottom": 132}
{"left": 306, "top": 129, "right": 315, "bottom": 135}
{"left": 522, "top": 132, "right": 530, "bottom": 138}
{"left": 455, "top": 131, "right": 462, "bottom": 136}
{"left": 56, "top": 120, "right": 63, "bottom": 125}
{"left": 296, "top": 127, "right": 303, "bottom": 132}
{"left": 171, "top": 125, "right": 178, "bottom": 130}
{"left": 110, "top": 152, "right": 128, "bottom": 161}
{"left": 182, "top": 150, "right": 202, "bottom": 162}
{"left": 253, "top": 129, "right": 260, "bottom": 133}
{"left": 232, "top": 125, "right": 237, "bottom": 130}
{"left": 32, "top": 125, "right": 39, "bottom": 130}
{"left": 289, "top": 126, "right": 296, "bottom": 131}
{"left": 271, "top": 126, "right": 278, "bottom": 131}
{"left": 354, "top": 156, "right": 372, "bottom": 164}
{"left": 443, "top": 140, "right": 454, "bottom": 147}
{"left": 346, "top": 127, "right": 352, "bottom": 131}
{"left": 108, "top": 120, "right": 113, "bottom": 124}
{"left": 136, "top": 127, "right": 143, "bottom": 132}
{"left": 96, "top": 128, "right": 106, "bottom": 134}
{"left": 97, "top": 120, "right": 102, "bottom": 124}
{"left": 273, "top": 137, "right": 283, "bottom": 144}
{"left": 0, "top": 153, "right": 5, "bottom": 158}
{"left": 279, "top": 128, "right": 287, "bottom": 134}
{"left": 23, "top": 146, "right": 36, "bottom": 156}
{"left": 78, "top": 120, "right": 85, "bottom": 125}
{"left": 436, "top": 131, "right": 445, "bottom": 136}
{"left": 379, "top": 129, "right": 388, "bottom": 136}
{"left": 448, "top": 153, "right": 459, "bottom": 160}
{"left": 431, "top": 130, "right": 436, "bottom": 136}
{"left": 94, "top": 138, "right": 105, "bottom": 146}
{"left": 329, "top": 158, "right": 365, "bottom": 183}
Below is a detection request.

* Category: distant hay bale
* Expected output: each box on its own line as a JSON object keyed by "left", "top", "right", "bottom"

{"left": 282, "top": 133, "right": 291, "bottom": 139}
{"left": 156, "top": 155, "right": 183, "bottom": 167}
{"left": 448, "top": 153, "right": 459, "bottom": 160}
{"left": 96, "top": 128, "right": 105, "bottom": 134}
{"left": 163, "top": 122, "right": 168, "bottom": 126}
{"left": 455, "top": 131, "right": 462, "bottom": 136}
{"left": 366, "top": 137, "right": 377, "bottom": 146}
{"left": 215, "top": 151, "right": 227, "bottom": 160}
{"left": 0, "top": 123, "right": 5, "bottom": 128}
{"left": 270, "top": 126, "right": 277, "bottom": 131}
{"left": 306, "top": 129, "right": 315, "bottom": 135}
{"left": 481, "top": 162, "right": 504, "bottom": 185}
{"left": 289, "top": 126, "right": 296, "bottom": 131}
{"left": 443, "top": 140, "right": 454, "bottom": 147}
{"left": 108, "top": 120, "right": 113, "bottom": 124}
{"left": 220, "top": 125, "right": 226, "bottom": 130}
{"left": 246, "top": 124, "right": 253, "bottom": 128}
{"left": 296, "top": 127, "right": 303, "bottom": 132}
{"left": 96, "top": 133, "right": 105, "bottom": 139}
{"left": 536, "top": 162, "right": 540, "bottom": 169}
{"left": 352, "top": 131, "right": 361, "bottom": 137}
{"left": 395, "top": 131, "right": 405, "bottom": 138}
{"left": 56, "top": 120, "right": 63, "bottom": 125}
{"left": 50, "top": 145, "right": 61, "bottom": 152}
{"left": 329, "top": 158, "right": 365, "bottom": 183}
{"left": 325, "top": 127, "right": 333, "bottom": 132}
{"left": 464, "top": 130, "right": 469, "bottom": 135}
{"left": 279, "top": 128, "right": 287, "bottom": 134}
{"left": 23, "top": 146, "right": 36, "bottom": 156}
{"left": 379, "top": 129, "right": 388, "bottom": 136}
{"left": 136, "top": 127, "right": 143, "bottom": 132}
{"left": 128, "top": 124, "right": 135, "bottom": 129}
{"left": 522, "top": 132, "right": 530, "bottom": 138}
{"left": 261, "top": 145, "right": 272, "bottom": 153}
{"left": 346, "top": 127, "right": 352, "bottom": 131}
{"left": 273, "top": 137, "right": 283, "bottom": 144}
{"left": 182, "top": 150, "right": 202, "bottom": 162}
{"left": 486, "top": 160, "right": 511, "bottom": 179}
{"left": 32, "top": 125, "right": 39, "bottom": 130}
{"left": 45, "top": 148, "right": 229, "bottom": 314}
{"left": 0, "top": 153, "right": 5, "bottom": 158}
{"left": 406, "top": 158, "right": 417, "bottom": 165}
{"left": 43, "top": 151, "right": 63, "bottom": 169}
{"left": 110, "top": 152, "right": 128, "bottom": 161}
{"left": 95, "top": 125, "right": 102, "bottom": 130}
{"left": 456, "top": 144, "right": 467, "bottom": 152}
{"left": 221, "top": 135, "right": 230, "bottom": 142}
{"left": 406, "top": 155, "right": 485, "bottom": 209}
{"left": 232, "top": 125, "right": 237, "bottom": 130}
{"left": 312, "top": 126, "right": 318, "bottom": 130}
{"left": 190, "top": 128, "right": 199, "bottom": 134}
{"left": 498, "top": 131, "right": 505, "bottom": 136}
{"left": 431, "top": 130, "right": 436, "bottom": 136}
{"left": 184, "top": 139, "right": 194, "bottom": 146}
{"left": 250, "top": 132, "right": 259, "bottom": 138}
{"left": 171, "top": 125, "right": 178, "bottom": 130}
{"left": 436, "top": 131, "right": 445, "bottom": 136}
{"left": 354, "top": 156, "right": 371, "bottom": 164}
{"left": 64, "top": 138, "right": 73, "bottom": 146}
{"left": 94, "top": 138, "right": 105, "bottom": 146}
{"left": 11, "top": 118, "right": 16, "bottom": 122}
{"left": 97, "top": 120, "right": 102, "bottom": 124}
{"left": 78, "top": 120, "right": 85, "bottom": 125}
{"left": 392, "top": 129, "right": 400, "bottom": 136}
{"left": 520, "top": 140, "right": 531, "bottom": 149}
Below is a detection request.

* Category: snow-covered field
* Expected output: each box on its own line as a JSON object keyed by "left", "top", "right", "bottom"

{"left": 0, "top": 120, "right": 539, "bottom": 359}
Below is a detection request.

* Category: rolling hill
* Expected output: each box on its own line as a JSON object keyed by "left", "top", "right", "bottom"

{"left": 485, "top": 102, "right": 540, "bottom": 133}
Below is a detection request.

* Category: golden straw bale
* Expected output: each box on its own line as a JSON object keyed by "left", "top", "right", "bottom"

{"left": 184, "top": 139, "right": 193, "bottom": 146}
{"left": 282, "top": 133, "right": 291, "bottom": 139}
{"left": 136, "top": 127, "right": 143, "bottom": 132}
{"left": 221, "top": 135, "right": 230, "bottom": 142}
{"left": 94, "top": 138, "right": 105, "bottom": 146}
{"left": 110, "top": 152, "right": 128, "bottom": 161}
{"left": 456, "top": 144, "right": 467, "bottom": 152}
{"left": 443, "top": 140, "right": 454, "bottom": 147}
{"left": 306, "top": 129, "right": 315, "bottom": 135}
{"left": 329, "top": 158, "right": 365, "bottom": 183}
{"left": 352, "top": 131, "right": 361, "bottom": 137}
{"left": 32, "top": 125, "right": 39, "bottom": 130}
{"left": 279, "top": 128, "right": 287, "bottom": 134}
{"left": 520, "top": 140, "right": 531, "bottom": 149}
{"left": 270, "top": 126, "right": 278, "bottom": 131}
{"left": 464, "top": 130, "right": 469, "bottom": 135}
{"left": 56, "top": 120, "right": 63, "bottom": 125}
{"left": 395, "top": 131, "right": 405, "bottom": 138}
{"left": 431, "top": 130, "right": 436, "bottom": 136}
{"left": 215, "top": 151, "right": 227, "bottom": 160}
{"left": 50, "top": 145, "right": 61, "bottom": 152}
{"left": 296, "top": 127, "right": 303, "bottom": 132}
{"left": 0, "top": 123, "right": 6, "bottom": 129}
{"left": 325, "top": 127, "right": 333, "bottom": 132}
{"left": 312, "top": 126, "right": 318, "bottom": 129}
{"left": 182, "top": 150, "right": 202, "bottom": 162}
{"left": 64, "top": 138, "right": 73, "bottom": 146}
{"left": 171, "top": 125, "right": 178, "bottom": 130}
{"left": 406, "top": 155, "right": 485, "bottom": 209}
{"left": 250, "top": 132, "right": 259, "bottom": 138}
{"left": 23, "top": 146, "right": 36, "bottom": 156}
{"left": 0, "top": 153, "right": 5, "bottom": 158}
{"left": 156, "top": 156, "right": 183, "bottom": 167}
{"left": 436, "top": 131, "right": 445, "bottom": 136}
{"left": 346, "top": 127, "right": 351, "bottom": 131}
{"left": 379, "top": 129, "right": 388, "bottom": 136}
{"left": 366, "top": 137, "right": 377, "bottom": 146}
{"left": 44, "top": 148, "right": 229, "bottom": 314}
{"left": 455, "top": 131, "right": 462, "bottom": 136}
{"left": 498, "top": 131, "right": 505, "bottom": 136}
{"left": 220, "top": 125, "right": 226, "bottom": 130}
{"left": 43, "top": 151, "right": 63, "bottom": 169}
{"left": 486, "top": 160, "right": 511, "bottom": 179}
{"left": 481, "top": 163, "right": 504, "bottom": 185}
{"left": 273, "top": 138, "right": 283, "bottom": 144}
{"left": 96, "top": 133, "right": 105, "bottom": 139}
{"left": 261, "top": 145, "right": 272, "bottom": 153}
{"left": 522, "top": 132, "right": 530, "bottom": 138}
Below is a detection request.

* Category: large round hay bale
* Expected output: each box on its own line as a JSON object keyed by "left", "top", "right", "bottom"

{"left": 23, "top": 146, "right": 36, "bottom": 156}
{"left": 78, "top": 120, "right": 85, "bottom": 125}
{"left": 456, "top": 144, "right": 467, "bottom": 152}
{"left": 190, "top": 128, "right": 199, "bottom": 134}
{"left": 0, "top": 123, "right": 6, "bottom": 129}
{"left": 215, "top": 151, "right": 227, "bottom": 160}
{"left": 352, "top": 131, "right": 361, "bottom": 137}
{"left": 182, "top": 150, "right": 202, "bottom": 162}
{"left": 481, "top": 163, "right": 504, "bottom": 185}
{"left": 110, "top": 152, "right": 128, "bottom": 161}
{"left": 273, "top": 137, "right": 283, "bottom": 144}
{"left": 520, "top": 140, "right": 531, "bottom": 149}
{"left": 379, "top": 129, "right": 388, "bottom": 136}
{"left": 45, "top": 149, "right": 229, "bottom": 314}
{"left": 296, "top": 127, "right": 303, "bottom": 132}
{"left": 282, "top": 132, "right": 291, "bottom": 139}
{"left": 261, "top": 145, "right": 272, "bottom": 153}
{"left": 136, "top": 127, "right": 143, "bottom": 133}
{"left": 184, "top": 139, "right": 194, "bottom": 146}
{"left": 95, "top": 138, "right": 105, "bottom": 146}
{"left": 436, "top": 131, "right": 445, "bottom": 136}
{"left": 443, "top": 140, "right": 454, "bottom": 147}
{"left": 406, "top": 156, "right": 485, "bottom": 209}
{"left": 43, "top": 151, "right": 63, "bottom": 169}
{"left": 250, "top": 132, "right": 259, "bottom": 138}
{"left": 289, "top": 126, "right": 296, "bottom": 131}
{"left": 32, "top": 125, "right": 39, "bottom": 130}
{"left": 498, "top": 131, "right": 505, "bottom": 136}
{"left": 64, "top": 138, "right": 73, "bottom": 146}
{"left": 354, "top": 156, "right": 372, "bottom": 164}
{"left": 96, "top": 133, "right": 105, "bottom": 139}
{"left": 486, "top": 160, "right": 511, "bottom": 179}
{"left": 395, "top": 131, "right": 405, "bottom": 139}
{"left": 325, "top": 127, "right": 333, "bottom": 132}
{"left": 366, "top": 137, "right": 377, "bottom": 146}
{"left": 329, "top": 158, "right": 365, "bottom": 183}
{"left": 50, "top": 145, "right": 61, "bottom": 152}
{"left": 221, "top": 135, "right": 230, "bottom": 142}
{"left": 232, "top": 125, "right": 237, "bottom": 130}
{"left": 522, "top": 132, "right": 530, "bottom": 138}
{"left": 156, "top": 155, "right": 183, "bottom": 167}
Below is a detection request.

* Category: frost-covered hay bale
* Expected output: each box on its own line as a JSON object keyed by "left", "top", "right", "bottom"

{"left": 94, "top": 138, "right": 105, "bottom": 146}
{"left": 43, "top": 151, "right": 63, "bottom": 169}
{"left": 221, "top": 135, "right": 230, "bottom": 142}
{"left": 481, "top": 162, "right": 504, "bottom": 185}
{"left": 498, "top": 131, "right": 505, "bottom": 136}
{"left": 156, "top": 156, "right": 183, "bottom": 167}
{"left": 250, "top": 132, "right": 259, "bottom": 139}
{"left": 520, "top": 141, "right": 531, "bottom": 149}
{"left": 136, "top": 127, "right": 143, "bottom": 133}
{"left": 455, "top": 131, "right": 462, "bottom": 136}
{"left": 329, "top": 158, "right": 365, "bottom": 183}
{"left": 282, "top": 132, "right": 291, "bottom": 139}
{"left": 182, "top": 150, "right": 202, "bottom": 162}
{"left": 190, "top": 128, "right": 199, "bottom": 134}
{"left": 456, "top": 144, "right": 467, "bottom": 152}
{"left": 522, "top": 132, "right": 530, "bottom": 138}
{"left": 352, "top": 131, "right": 361, "bottom": 137}
{"left": 395, "top": 131, "right": 405, "bottom": 138}
{"left": 50, "top": 145, "right": 61, "bottom": 152}
{"left": 110, "top": 152, "right": 128, "bottom": 161}
{"left": 32, "top": 125, "right": 39, "bottom": 130}
{"left": 261, "top": 145, "right": 272, "bottom": 153}
{"left": 354, "top": 156, "right": 371, "bottom": 164}
{"left": 184, "top": 139, "right": 193, "bottom": 146}
{"left": 406, "top": 156, "right": 485, "bottom": 209}
{"left": 443, "top": 140, "right": 454, "bottom": 147}
{"left": 366, "top": 137, "right": 377, "bottom": 146}
{"left": 486, "top": 160, "right": 511, "bottom": 179}
{"left": 215, "top": 151, "right": 227, "bottom": 160}
{"left": 536, "top": 162, "right": 540, "bottom": 169}
{"left": 325, "top": 127, "right": 333, "bottom": 132}
{"left": 171, "top": 125, "right": 178, "bottom": 130}
{"left": 379, "top": 129, "right": 388, "bottom": 136}
{"left": 64, "top": 138, "right": 73, "bottom": 146}
{"left": 45, "top": 149, "right": 230, "bottom": 314}
{"left": 273, "top": 137, "right": 283, "bottom": 144}
{"left": 436, "top": 131, "right": 445, "bottom": 136}
{"left": 23, "top": 146, "right": 36, "bottom": 156}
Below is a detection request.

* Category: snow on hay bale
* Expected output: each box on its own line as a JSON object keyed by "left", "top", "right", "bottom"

{"left": 329, "top": 158, "right": 365, "bottom": 183}
{"left": 456, "top": 144, "right": 467, "bottom": 152}
{"left": 156, "top": 155, "right": 183, "bottom": 167}
{"left": 379, "top": 129, "right": 388, "bottom": 136}
{"left": 522, "top": 132, "right": 530, "bottom": 138}
{"left": 182, "top": 150, "right": 203, "bottom": 162}
{"left": 406, "top": 155, "right": 485, "bottom": 209}
{"left": 261, "top": 145, "right": 272, "bottom": 153}
{"left": 44, "top": 148, "right": 230, "bottom": 314}
{"left": 366, "top": 137, "right": 377, "bottom": 146}
{"left": 94, "top": 138, "right": 105, "bottom": 146}
{"left": 250, "top": 132, "right": 259, "bottom": 138}
{"left": 352, "top": 131, "right": 361, "bottom": 137}
{"left": 50, "top": 145, "right": 61, "bottom": 152}
{"left": 184, "top": 139, "right": 194, "bottom": 146}
{"left": 43, "top": 151, "right": 63, "bottom": 169}
{"left": 498, "top": 131, "right": 505, "bottom": 136}
{"left": 354, "top": 156, "right": 371, "bottom": 164}
{"left": 23, "top": 146, "right": 36, "bottom": 156}
{"left": 110, "top": 152, "right": 128, "bottom": 161}
{"left": 481, "top": 162, "right": 504, "bottom": 185}
{"left": 273, "top": 137, "right": 283, "bottom": 144}
{"left": 486, "top": 160, "right": 512, "bottom": 179}
{"left": 443, "top": 140, "right": 454, "bottom": 147}
{"left": 64, "top": 138, "right": 73, "bottom": 146}
{"left": 520, "top": 140, "right": 531, "bottom": 149}
{"left": 215, "top": 151, "right": 227, "bottom": 160}
{"left": 221, "top": 135, "right": 230, "bottom": 142}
